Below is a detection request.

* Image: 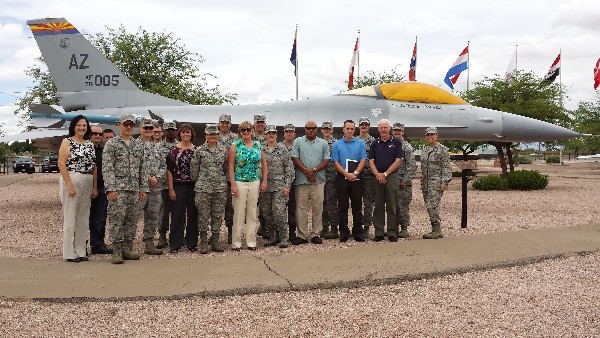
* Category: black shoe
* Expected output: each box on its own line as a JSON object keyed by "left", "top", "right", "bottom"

{"left": 374, "top": 236, "right": 385, "bottom": 242}
{"left": 310, "top": 236, "right": 323, "bottom": 244}
{"left": 169, "top": 248, "right": 179, "bottom": 253}
{"left": 388, "top": 236, "right": 398, "bottom": 242}
{"left": 66, "top": 258, "right": 81, "bottom": 263}
{"left": 291, "top": 237, "right": 308, "bottom": 245}
{"left": 91, "top": 246, "right": 113, "bottom": 255}
{"left": 188, "top": 247, "right": 197, "bottom": 252}
{"left": 232, "top": 247, "right": 241, "bottom": 251}
{"left": 248, "top": 246, "right": 257, "bottom": 251}
{"left": 340, "top": 235, "right": 349, "bottom": 242}
{"left": 354, "top": 236, "right": 365, "bottom": 242}
{"left": 78, "top": 256, "right": 89, "bottom": 261}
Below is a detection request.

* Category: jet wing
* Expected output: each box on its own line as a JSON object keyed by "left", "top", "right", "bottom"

{"left": 0, "top": 129, "right": 68, "bottom": 143}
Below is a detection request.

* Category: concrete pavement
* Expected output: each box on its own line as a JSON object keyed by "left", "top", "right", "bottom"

{"left": 1, "top": 223, "right": 598, "bottom": 301}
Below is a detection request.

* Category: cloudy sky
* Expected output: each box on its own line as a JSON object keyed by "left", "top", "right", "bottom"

{"left": 1, "top": 0, "right": 600, "bottom": 136}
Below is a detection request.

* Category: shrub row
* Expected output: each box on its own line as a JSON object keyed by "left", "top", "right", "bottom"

{"left": 546, "top": 155, "right": 561, "bottom": 163}
{"left": 472, "top": 170, "right": 549, "bottom": 191}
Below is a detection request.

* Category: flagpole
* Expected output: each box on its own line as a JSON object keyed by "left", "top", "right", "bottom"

{"left": 515, "top": 44, "right": 518, "bottom": 70}
{"left": 466, "top": 40, "right": 470, "bottom": 91}
{"left": 295, "top": 24, "right": 299, "bottom": 101}
{"left": 357, "top": 30, "right": 360, "bottom": 82}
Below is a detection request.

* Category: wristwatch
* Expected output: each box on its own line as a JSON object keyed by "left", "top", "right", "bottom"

{"left": 313, "top": 167, "right": 317, "bottom": 172}
{"left": 383, "top": 172, "right": 388, "bottom": 177}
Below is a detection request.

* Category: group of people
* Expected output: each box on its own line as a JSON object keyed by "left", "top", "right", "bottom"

{"left": 57, "top": 113, "right": 452, "bottom": 264}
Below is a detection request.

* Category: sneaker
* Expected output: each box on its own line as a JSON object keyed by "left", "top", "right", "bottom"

{"left": 291, "top": 237, "right": 308, "bottom": 245}
{"left": 310, "top": 236, "right": 323, "bottom": 244}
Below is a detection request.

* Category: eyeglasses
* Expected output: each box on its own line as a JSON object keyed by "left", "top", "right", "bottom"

{"left": 359, "top": 123, "right": 369, "bottom": 127}
{"left": 255, "top": 121, "right": 265, "bottom": 124}
{"left": 220, "top": 121, "right": 231, "bottom": 124}
{"left": 122, "top": 121, "right": 135, "bottom": 128}
{"left": 322, "top": 127, "right": 332, "bottom": 130}
{"left": 267, "top": 131, "right": 277, "bottom": 135}
{"left": 143, "top": 126, "right": 154, "bottom": 130}
{"left": 305, "top": 127, "right": 317, "bottom": 131}
{"left": 90, "top": 132, "right": 102, "bottom": 136}
{"left": 240, "top": 128, "right": 252, "bottom": 133}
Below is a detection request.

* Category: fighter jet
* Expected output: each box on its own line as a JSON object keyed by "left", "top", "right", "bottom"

{"left": 2, "top": 17, "right": 580, "bottom": 144}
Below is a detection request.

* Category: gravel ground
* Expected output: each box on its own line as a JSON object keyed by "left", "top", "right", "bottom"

{"left": 0, "top": 160, "right": 599, "bottom": 337}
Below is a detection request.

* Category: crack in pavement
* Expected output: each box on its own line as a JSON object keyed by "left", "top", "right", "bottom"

{"left": 255, "top": 256, "right": 294, "bottom": 288}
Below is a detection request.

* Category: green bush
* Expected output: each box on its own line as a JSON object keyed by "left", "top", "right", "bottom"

{"left": 506, "top": 170, "right": 548, "bottom": 190}
{"left": 472, "top": 175, "right": 508, "bottom": 190}
{"left": 515, "top": 156, "right": 533, "bottom": 164}
{"left": 546, "top": 155, "right": 560, "bottom": 163}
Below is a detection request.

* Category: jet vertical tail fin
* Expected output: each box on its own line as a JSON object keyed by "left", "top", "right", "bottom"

{"left": 27, "top": 18, "right": 186, "bottom": 111}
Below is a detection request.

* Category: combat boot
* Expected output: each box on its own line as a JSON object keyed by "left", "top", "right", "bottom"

{"left": 144, "top": 239, "right": 163, "bottom": 255}
{"left": 423, "top": 224, "right": 443, "bottom": 239}
{"left": 156, "top": 232, "right": 168, "bottom": 249}
{"left": 227, "top": 225, "right": 233, "bottom": 245}
{"left": 199, "top": 231, "right": 209, "bottom": 254}
{"left": 211, "top": 233, "right": 224, "bottom": 252}
{"left": 362, "top": 225, "right": 371, "bottom": 240}
{"left": 321, "top": 225, "right": 330, "bottom": 238}
{"left": 111, "top": 242, "right": 124, "bottom": 264}
{"left": 398, "top": 226, "right": 409, "bottom": 238}
{"left": 265, "top": 226, "right": 277, "bottom": 247}
{"left": 278, "top": 228, "right": 289, "bottom": 248}
{"left": 323, "top": 225, "right": 339, "bottom": 239}
{"left": 122, "top": 241, "right": 140, "bottom": 260}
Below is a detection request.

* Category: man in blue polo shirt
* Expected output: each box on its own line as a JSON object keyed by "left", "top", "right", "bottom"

{"left": 368, "top": 119, "right": 403, "bottom": 242}
{"left": 331, "top": 120, "right": 368, "bottom": 242}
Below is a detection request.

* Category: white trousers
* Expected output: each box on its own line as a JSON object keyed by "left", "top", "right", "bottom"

{"left": 232, "top": 180, "right": 260, "bottom": 249}
{"left": 60, "top": 172, "right": 93, "bottom": 260}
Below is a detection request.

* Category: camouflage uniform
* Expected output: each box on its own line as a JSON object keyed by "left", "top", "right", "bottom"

{"left": 397, "top": 138, "right": 417, "bottom": 235}
{"left": 253, "top": 115, "right": 268, "bottom": 238}
{"left": 421, "top": 135, "right": 452, "bottom": 235}
{"left": 259, "top": 141, "right": 294, "bottom": 246}
{"left": 360, "top": 133, "right": 376, "bottom": 236}
{"left": 279, "top": 137, "right": 297, "bottom": 241}
{"left": 218, "top": 130, "right": 238, "bottom": 243}
{"left": 191, "top": 139, "right": 228, "bottom": 251}
{"left": 103, "top": 135, "right": 148, "bottom": 245}
{"left": 138, "top": 138, "right": 166, "bottom": 242}
{"left": 322, "top": 134, "right": 339, "bottom": 238}
{"left": 158, "top": 139, "right": 177, "bottom": 241}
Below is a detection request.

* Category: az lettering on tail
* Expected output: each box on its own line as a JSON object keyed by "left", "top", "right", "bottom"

{"left": 69, "top": 53, "right": 89, "bottom": 69}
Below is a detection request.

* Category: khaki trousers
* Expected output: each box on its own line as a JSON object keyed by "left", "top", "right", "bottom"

{"left": 60, "top": 172, "right": 93, "bottom": 260}
{"left": 232, "top": 180, "right": 260, "bottom": 249}
{"left": 295, "top": 183, "right": 325, "bottom": 240}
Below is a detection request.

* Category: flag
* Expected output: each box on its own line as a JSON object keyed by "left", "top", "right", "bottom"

{"left": 443, "top": 46, "right": 469, "bottom": 90}
{"left": 290, "top": 28, "right": 297, "bottom": 76}
{"left": 348, "top": 37, "right": 359, "bottom": 90}
{"left": 542, "top": 53, "right": 560, "bottom": 84}
{"left": 594, "top": 58, "right": 600, "bottom": 90}
{"left": 504, "top": 48, "right": 517, "bottom": 80}
{"left": 409, "top": 40, "right": 417, "bottom": 81}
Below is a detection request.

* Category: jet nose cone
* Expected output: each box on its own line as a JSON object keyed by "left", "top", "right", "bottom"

{"left": 502, "top": 112, "right": 579, "bottom": 142}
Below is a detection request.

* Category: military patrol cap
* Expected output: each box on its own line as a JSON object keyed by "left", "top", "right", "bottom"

{"left": 254, "top": 114, "right": 266, "bottom": 122}
{"left": 266, "top": 125, "right": 277, "bottom": 133}
{"left": 140, "top": 118, "right": 154, "bottom": 128}
{"left": 219, "top": 114, "right": 232, "bottom": 122}
{"left": 322, "top": 121, "right": 333, "bottom": 129}
{"left": 205, "top": 124, "right": 219, "bottom": 135}
{"left": 358, "top": 116, "right": 370, "bottom": 125}
{"left": 163, "top": 121, "right": 177, "bottom": 130}
{"left": 284, "top": 123, "right": 295, "bottom": 131}
{"left": 118, "top": 114, "right": 136, "bottom": 124}
{"left": 393, "top": 123, "right": 404, "bottom": 131}
{"left": 425, "top": 127, "right": 438, "bottom": 135}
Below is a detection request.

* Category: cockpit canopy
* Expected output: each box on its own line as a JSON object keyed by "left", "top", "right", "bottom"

{"left": 338, "top": 82, "right": 468, "bottom": 105}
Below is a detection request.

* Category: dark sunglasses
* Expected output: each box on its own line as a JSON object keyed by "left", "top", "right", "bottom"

{"left": 122, "top": 121, "right": 135, "bottom": 127}
{"left": 220, "top": 121, "right": 231, "bottom": 124}
{"left": 90, "top": 132, "right": 102, "bottom": 136}
{"left": 165, "top": 128, "right": 177, "bottom": 131}
{"left": 240, "top": 128, "right": 252, "bottom": 133}
{"left": 305, "top": 126, "right": 317, "bottom": 131}
{"left": 359, "top": 123, "right": 369, "bottom": 126}
{"left": 322, "top": 127, "right": 332, "bottom": 130}
{"left": 143, "top": 126, "right": 154, "bottom": 130}
{"left": 267, "top": 131, "right": 277, "bottom": 135}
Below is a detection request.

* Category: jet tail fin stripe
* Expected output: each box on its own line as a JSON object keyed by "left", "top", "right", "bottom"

{"left": 29, "top": 22, "right": 79, "bottom": 36}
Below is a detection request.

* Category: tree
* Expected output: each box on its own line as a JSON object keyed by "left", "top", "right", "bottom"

{"left": 15, "top": 25, "right": 236, "bottom": 126}
{"left": 566, "top": 97, "right": 600, "bottom": 154}
{"left": 349, "top": 67, "right": 405, "bottom": 89}
{"left": 459, "top": 70, "right": 568, "bottom": 176}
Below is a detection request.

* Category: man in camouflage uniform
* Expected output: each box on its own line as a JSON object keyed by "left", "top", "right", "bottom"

{"left": 421, "top": 127, "right": 452, "bottom": 239}
{"left": 260, "top": 125, "right": 295, "bottom": 248}
{"left": 191, "top": 124, "right": 228, "bottom": 253}
{"left": 253, "top": 114, "right": 269, "bottom": 239}
{"left": 392, "top": 123, "right": 417, "bottom": 238}
{"left": 217, "top": 114, "right": 238, "bottom": 244}
{"left": 137, "top": 118, "right": 165, "bottom": 255}
{"left": 280, "top": 123, "right": 297, "bottom": 241}
{"left": 103, "top": 114, "right": 149, "bottom": 264}
{"left": 156, "top": 121, "right": 178, "bottom": 249}
{"left": 320, "top": 121, "right": 339, "bottom": 239}
{"left": 358, "top": 116, "right": 376, "bottom": 239}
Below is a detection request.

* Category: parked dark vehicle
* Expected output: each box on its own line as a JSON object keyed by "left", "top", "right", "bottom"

{"left": 41, "top": 157, "right": 49, "bottom": 172}
{"left": 14, "top": 156, "right": 35, "bottom": 174}
{"left": 47, "top": 154, "right": 59, "bottom": 172}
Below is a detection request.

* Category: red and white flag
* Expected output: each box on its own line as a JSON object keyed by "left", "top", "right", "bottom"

{"left": 348, "top": 37, "right": 359, "bottom": 90}
{"left": 594, "top": 58, "right": 600, "bottom": 90}
{"left": 542, "top": 53, "right": 560, "bottom": 84}
{"left": 409, "top": 39, "right": 417, "bottom": 81}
